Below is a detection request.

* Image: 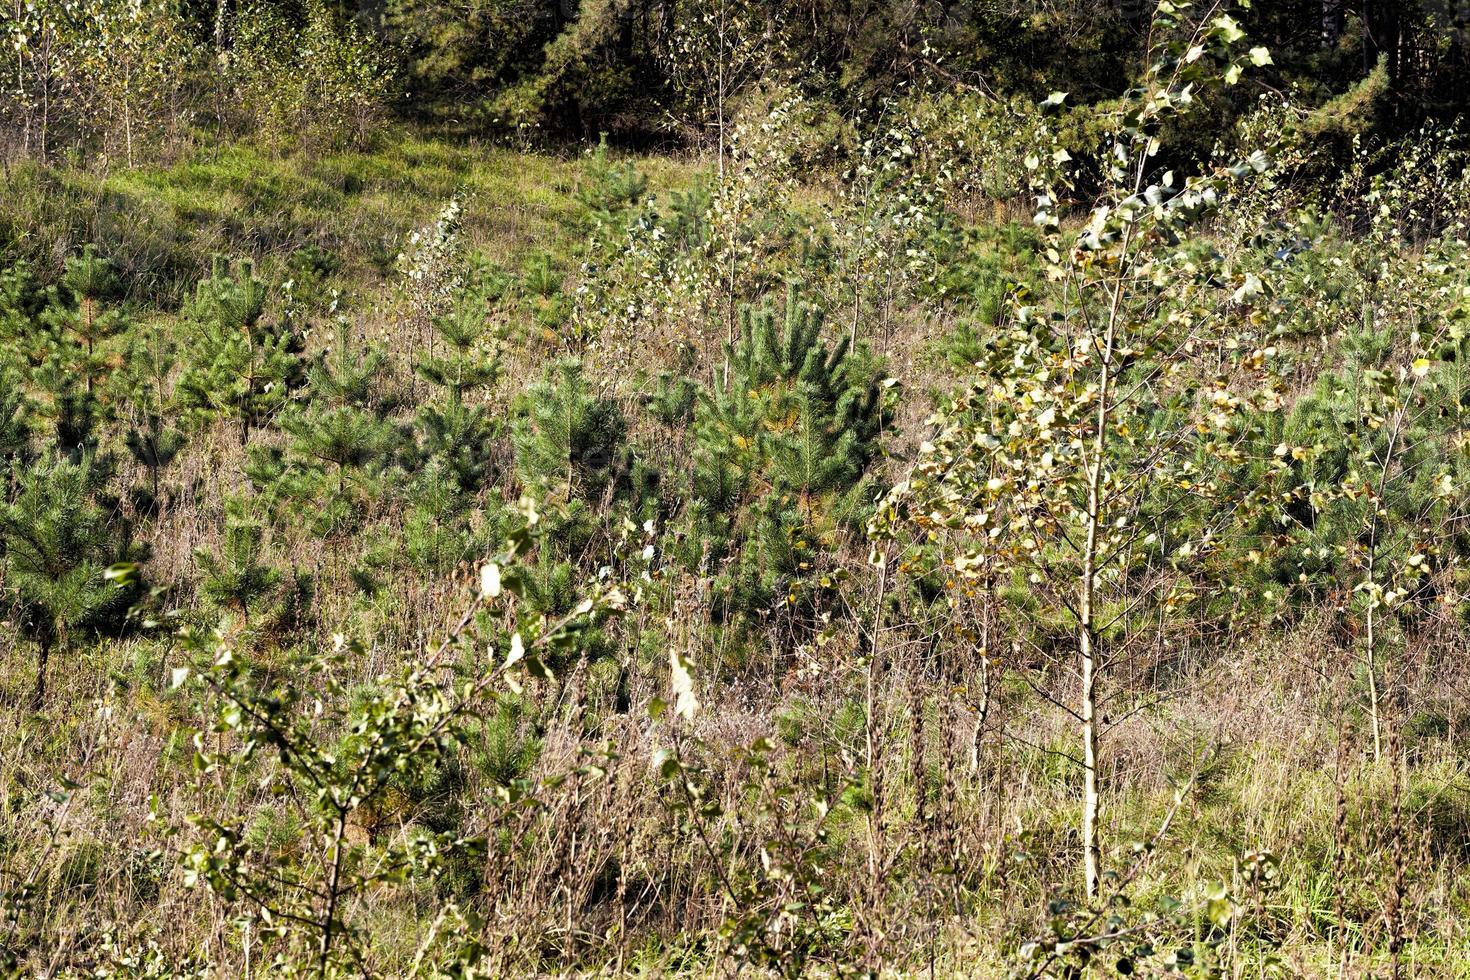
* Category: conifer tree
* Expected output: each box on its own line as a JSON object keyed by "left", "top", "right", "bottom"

{"left": 297, "top": 329, "right": 394, "bottom": 469}
{"left": 0, "top": 260, "right": 42, "bottom": 349}
{"left": 175, "top": 257, "right": 303, "bottom": 446}
{"left": 0, "top": 360, "right": 31, "bottom": 474}
{"left": 513, "top": 359, "right": 629, "bottom": 503}
{"left": 119, "top": 326, "right": 185, "bottom": 513}
{"left": 703, "top": 285, "right": 887, "bottom": 498}
{"left": 0, "top": 454, "right": 143, "bottom": 707}
{"left": 37, "top": 365, "right": 103, "bottom": 463}
{"left": 416, "top": 398, "right": 500, "bottom": 498}
{"left": 647, "top": 371, "right": 697, "bottom": 428}
{"left": 41, "top": 245, "right": 126, "bottom": 396}
{"left": 125, "top": 411, "right": 186, "bottom": 513}
{"left": 308, "top": 318, "right": 391, "bottom": 411}
{"left": 415, "top": 291, "right": 500, "bottom": 403}
{"left": 261, "top": 323, "right": 398, "bottom": 536}
{"left": 18, "top": 249, "right": 126, "bottom": 466}
{"left": 283, "top": 405, "right": 394, "bottom": 498}
{"left": 687, "top": 286, "right": 889, "bottom": 642}
{"left": 415, "top": 288, "right": 502, "bottom": 494}
{"left": 195, "top": 506, "right": 283, "bottom": 627}
{"left": 398, "top": 465, "right": 481, "bottom": 574}
{"left": 508, "top": 359, "right": 653, "bottom": 676}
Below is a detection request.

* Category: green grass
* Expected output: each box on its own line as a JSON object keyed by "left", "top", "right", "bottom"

{"left": 0, "top": 127, "right": 703, "bottom": 309}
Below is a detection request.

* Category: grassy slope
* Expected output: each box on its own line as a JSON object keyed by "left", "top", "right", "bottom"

{"left": 3, "top": 129, "right": 1470, "bottom": 975}
{"left": 0, "top": 128, "right": 699, "bottom": 307}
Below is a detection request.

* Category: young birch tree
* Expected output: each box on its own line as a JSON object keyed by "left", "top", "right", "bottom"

{"left": 873, "top": 0, "right": 1282, "bottom": 901}
{"left": 659, "top": 0, "right": 768, "bottom": 180}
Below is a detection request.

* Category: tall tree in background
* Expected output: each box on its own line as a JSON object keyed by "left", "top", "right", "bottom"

{"left": 658, "top": 0, "right": 768, "bottom": 178}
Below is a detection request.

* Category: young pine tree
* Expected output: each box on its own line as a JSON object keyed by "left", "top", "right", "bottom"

{"left": 708, "top": 285, "right": 886, "bottom": 498}
{"left": 35, "top": 363, "right": 103, "bottom": 463}
{"left": 0, "top": 454, "right": 143, "bottom": 707}
{"left": 513, "top": 359, "right": 630, "bottom": 504}
{"left": 175, "top": 257, "right": 303, "bottom": 446}
{"left": 119, "top": 326, "right": 185, "bottom": 514}
{"left": 125, "top": 413, "right": 185, "bottom": 514}
{"left": 0, "top": 360, "right": 30, "bottom": 475}
{"left": 41, "top": 245, "right": 127, "bottom": 396}
{"left": 308, "top": 317, "right": 392, "bottom": 412}
{"left": 282, "top": 405, "right": 395, "bottom": 499}
{"left": 27, "top": 251, "right": 125, "bottom": 463}
{"left": 265, "top": 323, "right": 398, "bottom": 536}
{"left": 195, "top": 504, "right": 284, "bottom": 628}
{"left": 688, "top": 286, "right": 889, "bottom": 644}
{"left": 415, "top": 288, "right": 502, "bottom": 495}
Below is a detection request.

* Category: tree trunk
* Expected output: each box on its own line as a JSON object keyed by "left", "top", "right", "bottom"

{"left": 1079, "top": 234, "right": 1124, "bottom": 902}
{"left": 1321, "top": 0, "right": 1342, "bottom": 48}
{"left": 318, "top": 813, "right": 348, "bottom": 974}
{"left": 1079, "top": 504, "right": 1103, "bottom": 902}
{"left": 215, "top": 0, "right": 230, "bottom": 54}
{"left": 716, "top": 0, "right": 727, "bottom": 182}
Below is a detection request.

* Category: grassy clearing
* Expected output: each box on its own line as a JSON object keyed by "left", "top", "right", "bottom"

{"left": 0, "top": 129, "right": 703, "bottom": 308}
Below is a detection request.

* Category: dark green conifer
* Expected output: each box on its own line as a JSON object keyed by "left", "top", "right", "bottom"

{"left": 175, "top": 258, "right": 303, "bottom": 446}
{"left": 513, "top": 359, "right": 629, "bottom": 503}
{"left": 1263, "top": 322, "right": 1470, "bottom": 617}
{"left": 36, "top": 366, "right": 103, "bottom": 463}
{"left": 309, "top": 318, "right": 392, "bottom": 411}
{"left": 647, "top": 371, "right": 697, "bottom": 428}
{"left": 126, "top": 413, "right": 186, "bottom": 513}
{"left": 119, "top": 326, "right": 185, "bottom": 513}
{"left": 417, "top": 398, "right": 500, "bottom": 497}
{"left": 686, "top": 285, "right": 890, "bottom": 647}
{"left": 283, "top": 405, "right": 395, "bottom": 497}
{"left": 693, "top": 285, "right": 886, "bottom": 512}
{"left": 195, "top": 506, "right": 283, "bottom": 626}
{"left": 0, "top": 260, "right": 41, "bottom": 350}
{"left": 0, "top": 454, "right": 144, "bottom": 707}
{"left": 265, "top": 324, "right": 398, "bottom": 535}
{"left": 399, "top": 465, "right": 480, "bottom": 574}
{"left": 0, "top": 360, "right": 31, "bottom": 473}
{"left": 416, "top": 299, "right": 500, "bottom": 399}
{"left": 41, "top": 246, "right": 127, "bottom": 396}
{"left": 414, "top": 289, "right": 502, "bottom": 494}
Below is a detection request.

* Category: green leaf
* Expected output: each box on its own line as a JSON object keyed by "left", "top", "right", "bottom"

{"left": 1213, "top": 14, "right": 1246, "bottom": 43}
{"left": 104, "top": 562, "right": 139, "bottom": 584}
